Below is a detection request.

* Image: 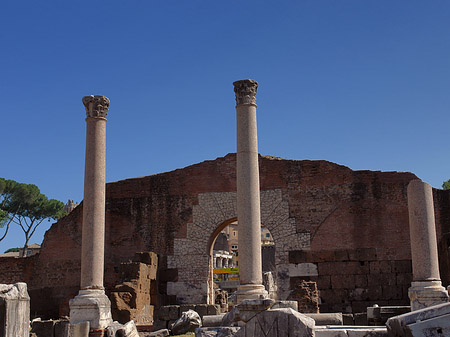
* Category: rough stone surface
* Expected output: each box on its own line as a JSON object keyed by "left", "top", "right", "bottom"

{"left": 195, "top": 327, "right": 241, "bottom": 337}
{"left": 170, "top": 309, "right": 201, "bottom": 335}
{"left": 288, "top": 280, "right": 319, "bottom": 313}
{"left": 367, "top": 305, "right": 410, "bottom": 326}
{"left": 202, "top": 314, "right": 226, "bottom": 327}
{"left": 110, "top": 253, "right": 157, "bottom": 325}
{"left": 305, "top": 313, "right": 343, "bottom": 325}
{"left": 234, "top": 308, "right": 315, "bottom": 337}
{"left": 0, "top": 282, "right": 30, "bottom": 337}
{"left": 386, "top": 301, "right": 450, "bottom": 336}
{"left": 140, "top": 329, "right": 169, "bottom": 337}
{"left": 315, "top": 327, "right": 388, "bottom": 337}
{"left": 31, "top": 320, "right": 55, "bottom": 337}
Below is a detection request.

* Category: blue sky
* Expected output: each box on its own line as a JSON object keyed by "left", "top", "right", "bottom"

{"left": 1, "top": 1, "right": 450, "bottom": 252}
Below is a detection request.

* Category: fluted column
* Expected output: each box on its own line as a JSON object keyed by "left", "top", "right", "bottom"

{"left": 70, "top": 95, "right": 112, "bottom": 330}
{"left": 407, "top": 179, "right": 448, "bottom": 310}
{"left": 234, "top": 79, "right": 268, "bottom": 303}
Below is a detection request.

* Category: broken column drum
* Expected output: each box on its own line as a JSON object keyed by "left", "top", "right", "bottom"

{"left": 233, "top": 79, "right": 268, "bottom": 303}
{"left": 407, "top": 179, "right": 449, "bottom": 311}
{"left": 69, "top": 95, "right": 113, "bottom": 329}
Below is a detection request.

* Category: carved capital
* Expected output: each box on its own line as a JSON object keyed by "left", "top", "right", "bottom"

{"left": 82, "top": 95, "right": 110, "bottom": 119}
{"left": 233, "top": 79, "right": 258, "bottom": 106}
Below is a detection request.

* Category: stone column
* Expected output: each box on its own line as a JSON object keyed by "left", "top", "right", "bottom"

{"left": 407, "top": 179, "right": 448, "bottom": 310}
{"left": 233, "top": 79, "right": 268, "bottom": 303}
{"left": 70, "top": 95, "right": 112, "bottom": 329}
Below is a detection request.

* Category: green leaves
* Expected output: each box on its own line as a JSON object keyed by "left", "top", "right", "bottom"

{"left": 443, "top": 179, "right": 450, "bottom": 190}
{"left": 0, "top": 177, "right": 66, "bottom": 246}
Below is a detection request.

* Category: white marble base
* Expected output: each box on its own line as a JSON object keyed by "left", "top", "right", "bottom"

{"left": 408, "top": 281, "right": 449, "bottom": 311}
{"left": 234, "top": 284, "right": 268, "bottom": 305}
{"left": 69, "top": 289, "right": 112, "bottom": 330}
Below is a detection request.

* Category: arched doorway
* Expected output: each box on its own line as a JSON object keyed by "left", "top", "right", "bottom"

{"left": 207, "top": 220, "right": 276, "bottom": 305}
{"left": 166, "top": 189, "right": 310, "bottom": 304}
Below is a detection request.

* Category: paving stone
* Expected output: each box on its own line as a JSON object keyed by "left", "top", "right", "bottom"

{"left": 234, "top": 308, "right": 315, "bottom": 337}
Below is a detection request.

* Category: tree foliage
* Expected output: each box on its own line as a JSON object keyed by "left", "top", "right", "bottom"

{"left": 0, "top": 178, "right": 66, "bottom": 253}
{"left": 443, "top": 179, "right": 450, "bottom": 190}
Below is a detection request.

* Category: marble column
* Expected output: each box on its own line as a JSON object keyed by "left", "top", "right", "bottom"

{"left": 407, "top": 179, "right": 448, "bottom": 311}
{"left": 233, "top": 79, "right": 268, "bottom": 303}
{"left": 70, "top": 95, "right": 112, "bottom": 329}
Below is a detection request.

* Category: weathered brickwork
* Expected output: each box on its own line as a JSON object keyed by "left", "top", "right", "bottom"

{"left": 2, "top": 153, "right": 448, "bottom": 319}
{"left": 289, "top": 249, "right": 413, "bottom": 313}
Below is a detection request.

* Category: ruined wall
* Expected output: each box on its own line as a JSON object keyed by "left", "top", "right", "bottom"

{"left": 2, "top": 153, "right": 445, "bottom": 317}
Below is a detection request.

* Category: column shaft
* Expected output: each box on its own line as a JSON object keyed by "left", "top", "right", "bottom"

{"left": 237, "top": 103, "right": 262, "bottom": 285}
{"left": 408, "top": 180, "right": 440, "bottom": 281}
{"left": 407, "top": 179, "right": 448, "bottom": 310}
{"left": 81, "top": 117, "right": 106, "bottom": 289}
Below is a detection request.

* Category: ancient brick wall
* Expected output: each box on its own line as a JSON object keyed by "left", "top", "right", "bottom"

{"left": 2, "top": 153, "right": 445, "bottom": 318}
{"left": 289, "top": 249, "right": 412, "bottom": 313}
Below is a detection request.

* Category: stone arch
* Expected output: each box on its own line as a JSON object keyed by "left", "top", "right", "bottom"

{"left": 166, "top": 189, "right": 310, "bottom": 304}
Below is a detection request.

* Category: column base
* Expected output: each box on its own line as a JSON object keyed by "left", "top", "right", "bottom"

{"left": 408, "top": 281, "right": 449, "bottom": 311}
{"left": 69, "top": 289, "right": 113, "bottom": 330}
{"left": 234, "top": 284, "right": 268, "bottom": 305}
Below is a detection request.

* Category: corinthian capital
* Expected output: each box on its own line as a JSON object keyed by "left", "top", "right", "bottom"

{"left": 233, "top": 79, "right": 258, "bottom": 106}
{"left": 82, "top": 95, "right": 110, "bottom": 118}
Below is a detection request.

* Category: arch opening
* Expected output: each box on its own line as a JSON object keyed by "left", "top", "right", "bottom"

{"left": 206, "top": 218, "right": 275, "bottom": 305}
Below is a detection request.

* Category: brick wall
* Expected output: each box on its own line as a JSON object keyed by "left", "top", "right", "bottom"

{"left": 1, "top": 153, "right": 445, "bottom": 318}
{"left": 289, "top": 249, "right": 412, "bottom": 313}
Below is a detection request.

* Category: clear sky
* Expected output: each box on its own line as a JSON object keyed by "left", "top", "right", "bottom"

{"left": 1, "top": 1, "right": 450, "bottom": 252}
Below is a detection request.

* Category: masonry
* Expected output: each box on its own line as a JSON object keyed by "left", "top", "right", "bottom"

{"left": 2, "top": 153, "right": 450, "bottom": 319}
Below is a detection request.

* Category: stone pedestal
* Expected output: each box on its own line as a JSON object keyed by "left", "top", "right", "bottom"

{"left": 409, "top": 281, "right": 449, "bottom": 311}
{"left": 233, "top": 79, "right": 268, "bottom": 303}
{"left": 70, "top": 95, "right": 112, "bottom": 329}
{"left": 407, "top": 180, "right": 449, "bottom": 311}
{"left": 0, "top": 283, "right": 30, "bottom": 337}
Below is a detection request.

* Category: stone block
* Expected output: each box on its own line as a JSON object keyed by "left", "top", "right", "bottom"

{"left": 207, "top": 304, "right": 220, "bottom": 315}
{"left": 180, "top": 304, "right": 196, "bottom": 314}
{"left": 314, "top": 328, "right": 347, "bottom": 337}
{"left": 271, "top": 300, "right": 298, "bottom": 311}
{"left": 54, "top": 320, "right": 70, "bottom": 337}
{"left": 134, "top": 252, "right": 158, "bottom": 267}
{"left": 140, "top": 329, "right": 169, "bottom": 337}
{"left": 202, "top": 314, "right": 226, "bottom": 327}
{"left": 353, "top": 313, "right": 367, "bottom": 326}
{"left": 305, "top": 313, "right": 343, "bottom": 325}
{"left": 69, "top": 321, "right": 90, "bottom": 337}
{"left": 289, "top": 263, "right": 319, "bottom": 277}
{"left": 331, "top": 274, "right": 355, "bottom": 289}
{"left": 346, "top": 327, "right": 388, "bottom": 336}
{"left": 342, "top": 314, "right": 354, "bottom": 325}
{"left": 391, "top": 260, "right": 412, "bottom": 274}
{"left": 168, "top": 305, "right": 180, "bottom": 320}
{"left": 170, "top": 309, "right": 201, "bottom": 335}
{"left": 334, "top": 250, "right": 349, "bottom": 262}
{"left": 386, "top": 302, "right": 450, "bottom": 336}
{"left": 289, "top": 250, "right": 311, "bottom": 264}
{"left": 234, "top": 308, "right": 315, "bottom": 337}
{"left": 348, "top": 248, "right": 377, "bottom": 262}
{"left": 369, "top": 261, "right": 392, "bottom": 274}
{"left": 195, "top": 304, "right": 209, "bottom": 318}
{"left": 195, "top": 327, "right": 240, "bottom": 337}
{"left": 31, "top": 320, "right": 55, "bottom": 337}
{"left": 0, "top": 282, "right": 30, "bottom": 337}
